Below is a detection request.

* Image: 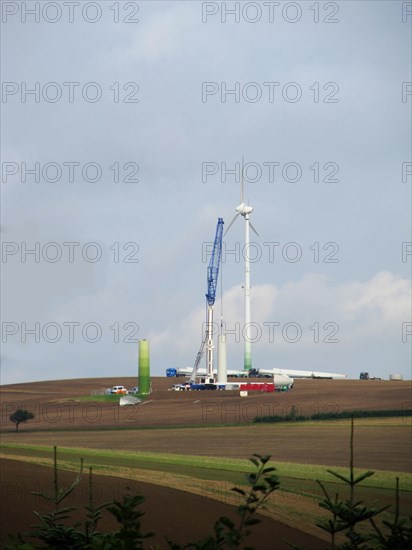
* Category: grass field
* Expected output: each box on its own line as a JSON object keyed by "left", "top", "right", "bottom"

{"left": 2, "top": 440, "right": 410, "bottom": 485}
{"left": 1, "top": 436, "right": 410, "bottom": 544}
{"left": 2, "top": 417, "right": 410, "bottom": 471}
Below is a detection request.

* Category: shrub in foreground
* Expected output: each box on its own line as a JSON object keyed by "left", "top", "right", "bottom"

{"left": 4, "top": 420, "right": 412, "bottom": 549}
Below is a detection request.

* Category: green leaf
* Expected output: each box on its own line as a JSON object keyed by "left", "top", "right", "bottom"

{"left": 252, "top": 484, "right": 268, "bottom": 492}
{"left": 251, "top": 453, "right": 263, "bottom": 460}
{"left": 247, "top": 473, "right": 257, "bottom": 482}
{"left": 218, "top": 516, "right": 235, "bottom": 529}
{"left": 353, "top": 470, "right": 375, "bottom": 484}
{"left": 264, "top": 475, "right": 280, "bottom": 488}
{"left": 326, "top": 469, "right": 351, "bottom": 484}
{"left": 231, "top": 487, "right": 246, "bottom": 496}
{"left": 245, "top": 518, "right": 261, "bottom": 527}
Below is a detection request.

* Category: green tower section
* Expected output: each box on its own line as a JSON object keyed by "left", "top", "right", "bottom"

{"left": 138, "top": 339, "right": 151, "bottom": 395}
{"left": 244, "top": 341, "right": 251, "bottom": 372}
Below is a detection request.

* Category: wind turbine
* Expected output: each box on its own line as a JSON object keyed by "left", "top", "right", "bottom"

{"left": 224, "top": 159, "right": 259, "bottom": 373}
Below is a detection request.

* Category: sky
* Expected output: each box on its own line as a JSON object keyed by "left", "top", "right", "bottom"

{"left": 1, "top": 0, "right": 411, "bottom": 384}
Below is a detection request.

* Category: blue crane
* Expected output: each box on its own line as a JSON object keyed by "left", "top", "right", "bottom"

{"left": 206, "top": 218, "right": 224, "bottom": 306}
{"left": 190, "top": 218, "right": 224, "bottom": 383}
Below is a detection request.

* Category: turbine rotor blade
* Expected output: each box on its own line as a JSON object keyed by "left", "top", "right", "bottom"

{"left": 240, "top": 157, "right": 245, "bottom": 204}
{"left": 224, "top": 212, "right": 240, "bottom": 236}
{"left": 249, "top": 221, "right": 259, "bottom": 237}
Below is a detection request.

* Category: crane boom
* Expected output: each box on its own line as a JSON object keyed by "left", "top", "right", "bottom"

{"left": 206, "top": 218, "right": 224, "bottom": 306}
{"left": 190, "top": 335, "right": 206, "bottom": 383}
{"left": 190, "top": 218, "right": 224, "bottom": 383}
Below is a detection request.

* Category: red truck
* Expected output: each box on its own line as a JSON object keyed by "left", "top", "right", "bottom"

{"left": 240, "top": 383, "right": 275, "bottom": 392}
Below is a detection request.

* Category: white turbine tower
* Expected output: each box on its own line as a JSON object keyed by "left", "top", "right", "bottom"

{"left": 224, "top": 159, "right": 259, "bottom": 373}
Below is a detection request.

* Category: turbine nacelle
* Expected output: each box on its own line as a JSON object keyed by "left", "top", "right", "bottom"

{"left": 236, "top": 203, "right": 254, "bottom": 216}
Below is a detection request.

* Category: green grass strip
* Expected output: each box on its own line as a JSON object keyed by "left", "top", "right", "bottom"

{"left": 1, "top": 443, "right": 410, "bottom": 491}
{"left": 72, "top": 394, "right": 147, "bottom": 402}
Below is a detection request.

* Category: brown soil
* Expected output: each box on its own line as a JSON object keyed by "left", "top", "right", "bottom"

{"left": 1, "top": 420, "right": 410, "bottom": 471}
{"left": 1, "top": 377, "right": 411, "bottom": 548}
{"left": 0, "top": 458, "right": 325, "bottom": 549}
{"left": 1, "top": 377, "right": 410, "bottom": 430}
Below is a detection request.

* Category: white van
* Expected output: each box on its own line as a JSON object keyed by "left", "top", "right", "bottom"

{"left": 111, "top": 385, "right": 128, "bottom": 394}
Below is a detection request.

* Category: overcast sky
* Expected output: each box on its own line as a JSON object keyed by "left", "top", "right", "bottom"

{"left": 1, "top": 0, "right": 411, "bottom": 384}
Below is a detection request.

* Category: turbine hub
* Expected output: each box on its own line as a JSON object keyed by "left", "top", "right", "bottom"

{"left": 236, "top": 203, "right": 254, "bottom": 215}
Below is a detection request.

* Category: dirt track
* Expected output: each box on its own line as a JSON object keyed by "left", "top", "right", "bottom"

{"left": 0, "top": 458, "right": 325, "bottom": 549}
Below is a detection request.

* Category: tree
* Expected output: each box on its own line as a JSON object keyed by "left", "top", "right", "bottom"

{"left": 9, "top": 409, "right": 35, "bottom": 431}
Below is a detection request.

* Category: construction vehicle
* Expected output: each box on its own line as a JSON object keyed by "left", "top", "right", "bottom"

{"left": 360, "top": 372, "right": 381, "bottom": 380}
{"left": 190, "top": 218, "right": 224, "bottom": 385}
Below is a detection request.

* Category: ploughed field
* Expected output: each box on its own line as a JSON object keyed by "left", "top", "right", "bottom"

{"left": 1, "top": 377, "right": 410, "bottom": 430}
{"left": 0, "top": 458, "right": 324, "bottom": 549}
{"left": 1, "top": 377, "right": 411, "bottom": 548}
{"left": 1, "top": 377, "right": 411, "bottom": 470}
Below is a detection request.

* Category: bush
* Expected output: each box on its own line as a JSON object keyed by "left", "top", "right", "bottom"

{"left": 5, "top": 450, "right": 280, "bottom": 550}
{"left": 253, "top": 409, "right": 412, "bottom": 423}
{"left": 5, "top": 421, "right": 412, "bottom": 549}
